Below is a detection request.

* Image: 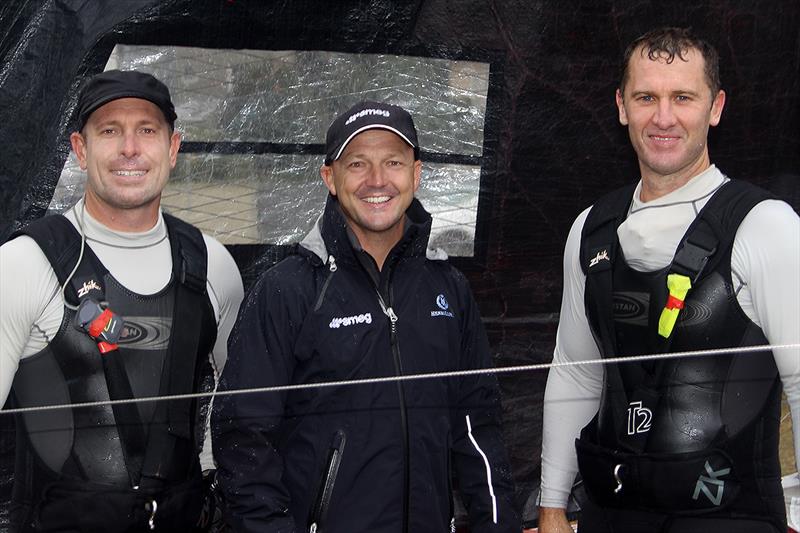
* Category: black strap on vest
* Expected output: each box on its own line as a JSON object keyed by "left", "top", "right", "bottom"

{"left": 162, "top": 212, "right": 208, "bottom": 440}
{"left": 579, "top": 179, "right": 775, "bottom": 447}
{"left": 579, "top": 184, "right": 636, "bottom": 442}
{"left": 11, "top": 212, "right": 211, "bottom": 486}
{"left": 10, "top": 215, "right": 109, "bottom": 306}
{"left": 137, "top": 213, "right": 211, "bottom": 487}
{"left": 12, "top": 216, "right": 148, "bottom": 485}
{"left": 671, "top": 181, "right": 774, "bottom": 285}
{"left": 580, "top": 183, "right": 636, "bottom": 357}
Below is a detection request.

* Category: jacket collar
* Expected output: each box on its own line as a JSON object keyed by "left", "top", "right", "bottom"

{"left": 299, "top": 194, "right": 444, "bottom": 266}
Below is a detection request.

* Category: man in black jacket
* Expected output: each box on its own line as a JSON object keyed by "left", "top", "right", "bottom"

{"left": 213, "top": 101, "right": 521, "bottom": 532}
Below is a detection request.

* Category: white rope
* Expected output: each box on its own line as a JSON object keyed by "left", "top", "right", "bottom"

{"left": 1, "top": 342, "right": 798, "bottom": 416}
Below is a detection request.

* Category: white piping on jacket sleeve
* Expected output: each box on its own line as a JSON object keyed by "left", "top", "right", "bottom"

{"left": 465, "top": 414, "right": 498, "bottom": 524}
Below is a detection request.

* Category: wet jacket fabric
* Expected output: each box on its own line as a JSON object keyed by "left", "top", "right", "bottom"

{"left": 213, "top": 195, "right": 519, "bottom": 533}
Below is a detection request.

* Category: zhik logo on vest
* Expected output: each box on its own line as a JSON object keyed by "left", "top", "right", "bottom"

{"left": 77, "top": 279, "right": 102, "bottom": 298}
{"left": 431, "top": 294, "right": 454, "bottom": 318}
{"left": 589, "top": 249, "right": 610, "bottom": 268}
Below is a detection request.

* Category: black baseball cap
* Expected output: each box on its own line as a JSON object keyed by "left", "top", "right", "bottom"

{"left": 76, "top": 69, "right": 177, "bottom": 131}
{"left": 324, "top": 101, "right": 419, "bottom": 165}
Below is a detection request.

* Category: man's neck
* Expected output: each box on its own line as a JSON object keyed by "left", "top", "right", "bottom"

{"left": 357, "top": 235, "right": 400, "bottom": 272}
{"left": 83, "top": 194, "right": 160, "bottom": 232}
{"left": 639, "top": 155, "right": 712, "bottom": 203}
{"left": 349, "top": 225, "right": 405, "bottom": 272}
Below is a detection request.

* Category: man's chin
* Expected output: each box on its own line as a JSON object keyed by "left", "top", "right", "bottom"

{"left": 357, "top": 217, "right": 405, "bottom": 235}
{"left": 101, "top": 193, "right": 161, "bottom": 211}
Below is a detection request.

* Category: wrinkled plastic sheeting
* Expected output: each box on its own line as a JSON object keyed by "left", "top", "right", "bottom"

{"left": 49, "top": 45, "right": 489, "bottom": 255}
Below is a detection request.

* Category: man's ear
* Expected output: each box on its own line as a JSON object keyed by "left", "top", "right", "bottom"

{"left": 320, "top": 164, "right": 336, "bottom": 195}
{"left": 70, "top": 132, "right": 88, "bottom": 170}
{"left": 615, "top": 88, "right": 629, "bottom": 126}
{"left": 412, "top": 159, "right": 421, "bottom": 193}
{"left": 709, "top": 89, "right": 726, "bottom": 127}
{"left": 168, "top": 130, "right": 181, "bottom": 168}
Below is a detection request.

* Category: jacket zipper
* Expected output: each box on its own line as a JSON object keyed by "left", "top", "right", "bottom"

{"left": 377, "top": 292, "right": 410, "bottom": 533}
{"left": 313, "top": 255, "right": 338, "bottom": 312}
{"left": 308, "top": 429, "right": 347, "bottom": 533}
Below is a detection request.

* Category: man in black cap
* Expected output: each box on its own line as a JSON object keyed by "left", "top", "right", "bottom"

{"left": 213, "top": 101, "right": 522, "bottom": 532}
{"left": 0, "top": 69, "right": 243, "bottom": 532}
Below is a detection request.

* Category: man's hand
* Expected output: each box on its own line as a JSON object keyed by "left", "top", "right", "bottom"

{"left": 537, "top": 507, "right": 573, "bottom": 533}
{"left": 197, "top": 469, "right": 229, "bottom": 532}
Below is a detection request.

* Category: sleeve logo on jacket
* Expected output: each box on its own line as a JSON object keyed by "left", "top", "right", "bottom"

{"left": 329, "top": 313, "right": 372, "bottom": 329}
{"left": 431, "top": 294, "right": 454, "bottom": 318}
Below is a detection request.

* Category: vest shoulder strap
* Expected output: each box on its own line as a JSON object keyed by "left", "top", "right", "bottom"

{"left": 9, "top": 214, "right": 108, "bottom": 305}
{"left": 163, "top": 212, "right": 208, "bottom": 294}
{"left": 152, "top": 212, "right": 214, "bottom": 455}
{"left": 579, "top": 184, "right": 636, "bottom": 357}
{"left": 579, "top": 183, "right": 637, "bottom": 276}
{"left": 671, "top": 179, "right": 775, "bottom": 283}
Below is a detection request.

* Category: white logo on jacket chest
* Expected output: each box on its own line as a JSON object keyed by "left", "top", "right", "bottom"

{"left": 329, "top": 313, "right": 372, "bottom": 329}
{"left": 431, "top": 293, "right": 454, "bottom": 318}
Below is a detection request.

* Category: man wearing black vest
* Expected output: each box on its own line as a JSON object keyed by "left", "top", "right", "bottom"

{"left": 0, "top": 70, "right": 243, "bottom": 532}
{"left": 538, "top": 28, "right": 799, "bottom": 533}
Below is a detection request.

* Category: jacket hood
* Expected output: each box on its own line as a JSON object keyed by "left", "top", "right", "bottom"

{"left": 299, "top": 194, "right": 448, "bottom": 265}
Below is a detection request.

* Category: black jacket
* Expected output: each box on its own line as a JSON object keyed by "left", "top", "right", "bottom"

{"left": 212, "top": 195, "right": 519, "bottom": 533}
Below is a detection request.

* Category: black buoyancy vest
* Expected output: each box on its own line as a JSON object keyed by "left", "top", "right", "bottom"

{"left": 574, "top": 180, "right": 786, "bottom": 526}
{"left": 7, "top": 213, "right": 217, "bottom": 531}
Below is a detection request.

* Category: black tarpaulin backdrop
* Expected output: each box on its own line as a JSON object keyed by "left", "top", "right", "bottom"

{"left": 1, "top": 0, "right": 798, "bottom": 527}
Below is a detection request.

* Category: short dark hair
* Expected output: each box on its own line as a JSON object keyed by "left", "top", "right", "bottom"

{"left": 619, "top": 27, "right": 721, "bottom": 97}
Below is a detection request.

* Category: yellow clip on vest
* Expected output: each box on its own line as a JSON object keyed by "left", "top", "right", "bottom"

{"left": 658, "top": 273, "right": 692, "bottom": 338}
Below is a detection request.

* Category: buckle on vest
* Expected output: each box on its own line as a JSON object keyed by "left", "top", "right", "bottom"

{"left": 74, "top": 299, "right": 125, "bottom": 353}
{"left": 180, "top": 261, "right": 206, "bottom": 294}
{"left": 613, "top": 463, "right": 625, "bottom": 494}
{"left": 145, "top": 499, "right": 158, "bottom": 530}
{"left": 672, "top": 240, "right": 716, "bottom": 284}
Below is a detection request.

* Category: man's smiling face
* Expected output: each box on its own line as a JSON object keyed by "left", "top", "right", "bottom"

{"left": 321, "top": 128, "right": 421, "bottom": 248}
{"left": 616, "top": 46, "right": 725, "bottom": 185}
{"left": 71, "top": 97, "right": 180, "bottom": 220}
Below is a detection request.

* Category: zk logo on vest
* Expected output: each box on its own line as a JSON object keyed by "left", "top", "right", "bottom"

{"left": 692, "top": 460, "right": 731, "bottom": 506}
